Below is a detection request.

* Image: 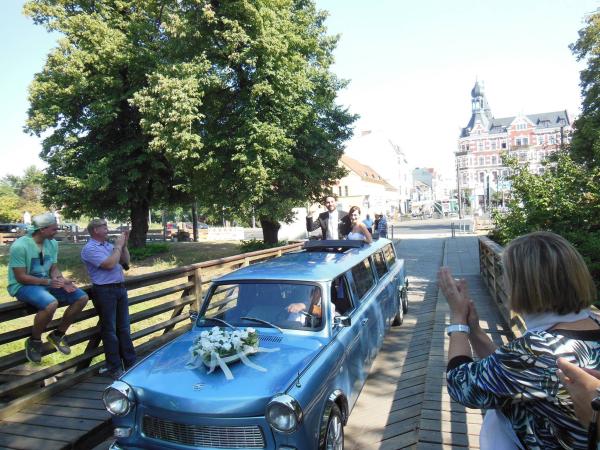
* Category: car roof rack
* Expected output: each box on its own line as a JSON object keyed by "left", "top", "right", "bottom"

{"left": 303, "top": 240, "right": 365, "bottom": 253}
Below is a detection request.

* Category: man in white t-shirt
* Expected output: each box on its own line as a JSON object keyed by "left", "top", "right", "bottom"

{"left": 306, "top": 195, "right": 351, "bottom": 240}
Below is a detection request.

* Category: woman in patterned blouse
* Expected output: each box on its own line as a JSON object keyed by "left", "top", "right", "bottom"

{"left": 439, "top": 231, "right": 599, "bottom": 450}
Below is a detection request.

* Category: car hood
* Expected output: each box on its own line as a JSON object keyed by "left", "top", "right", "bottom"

{"left": 122, "top": 330, "right": 325, "bottom": 416}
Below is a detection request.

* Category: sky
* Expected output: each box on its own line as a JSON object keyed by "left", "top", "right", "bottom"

{"left": 1, "top": 0, "right": 599, "bottom": 179}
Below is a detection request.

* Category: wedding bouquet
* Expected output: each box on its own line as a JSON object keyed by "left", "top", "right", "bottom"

{"left": 186, "top": 326, "right": 277, "bottom": 380}
{"left": 191, "top": 326, "right": 259, "bottom": 364}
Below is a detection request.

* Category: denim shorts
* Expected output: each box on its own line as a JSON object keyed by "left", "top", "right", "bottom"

{"left": 15, "top": 284, "right": 87, "bottom": 310}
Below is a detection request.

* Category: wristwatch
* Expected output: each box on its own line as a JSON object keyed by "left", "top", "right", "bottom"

{"left": 446, "top": 324, "right": 470, "bottom": 336}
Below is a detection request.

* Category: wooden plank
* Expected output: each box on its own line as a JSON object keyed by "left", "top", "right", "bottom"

{"left": 56, "top": 388, "right": 103, "bottom": 401}
{"left": 37, "top": 395, "right": 105, "bottom": 410}
{"left": 0, "top": 421, "right": 81, "bottom": 442}
{"left": 2, "top": 412, "right": 102, "bottom": 431}
{"left": 0, "top": 432, "right": 65, "bottom": 450}
{"left": 20, "top": 404, "right": 110, "bottom": 421}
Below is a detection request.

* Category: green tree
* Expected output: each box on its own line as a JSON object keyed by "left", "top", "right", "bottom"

{"left": 25, "top": 0, "right": 354, "bottom": 245}
{"left": 0, "top": 185, "right": 22, "bottom": 222}
{"left": 24, "top": 0, "right": 188, "bottom": 247}
{"left": 130, "top": 0, "right": 355, "bottom": 243}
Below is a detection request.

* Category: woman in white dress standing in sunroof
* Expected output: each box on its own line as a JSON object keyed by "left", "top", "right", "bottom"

{"left": 346, "top": 206, "right": 372, "bottom": 243}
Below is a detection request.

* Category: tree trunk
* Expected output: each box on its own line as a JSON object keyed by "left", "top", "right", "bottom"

{"left": 260, "top": 217, "right": 280, "bottom": 245}
{"left": 192, "top": 201, "right": 198, "bottom": 242}
{"left": 129, "top": 200, "right": 149, "bottom": 248}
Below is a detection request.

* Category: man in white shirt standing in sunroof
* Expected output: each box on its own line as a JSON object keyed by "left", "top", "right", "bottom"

{"left": 306, "top": 195, "right": 351, "bottom": 240}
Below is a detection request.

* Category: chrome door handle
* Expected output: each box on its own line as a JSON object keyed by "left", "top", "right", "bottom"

{"left": 361, "top": 318, "right": 368, "bottom": 326}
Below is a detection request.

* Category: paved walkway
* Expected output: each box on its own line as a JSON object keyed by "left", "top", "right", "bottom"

{"left": 345, "top": 233, "right": 511, "bottom": 450}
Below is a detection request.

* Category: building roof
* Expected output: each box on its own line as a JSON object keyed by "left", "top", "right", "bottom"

{"left": 340, "top": 154, "right": 397, "bottom": 191}
{"left": 463, "top": 109, "right": 570, "bottom": 138}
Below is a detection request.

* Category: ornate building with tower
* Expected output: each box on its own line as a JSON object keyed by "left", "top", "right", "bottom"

{"left": 456, "top": 80, "right": 571, "bottom": 211}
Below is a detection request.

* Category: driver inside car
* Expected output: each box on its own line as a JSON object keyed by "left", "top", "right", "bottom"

{"left": 286, "top": 287, "right": 337, "bottom": 327}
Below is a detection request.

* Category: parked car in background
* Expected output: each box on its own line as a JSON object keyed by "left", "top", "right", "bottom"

{"left": 103, "top": 238, "right": 408, "bottom": 450}
{"left": 0, "top": 223, "right": 28, "bottom": 234}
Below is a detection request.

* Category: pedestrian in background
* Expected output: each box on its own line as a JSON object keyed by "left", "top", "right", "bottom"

{"left": 81, "top": 219, "right": 136, "bottom": 379}
{"left": 376, "top": 213, "right": 388, "bottom": 238}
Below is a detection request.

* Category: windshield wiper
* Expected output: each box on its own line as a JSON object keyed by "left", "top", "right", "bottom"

{"left": 197, "top": 316, "right": 237, "bottom": 330}
{"left": 240, "top": 316, "right": 283, "bottom": 333}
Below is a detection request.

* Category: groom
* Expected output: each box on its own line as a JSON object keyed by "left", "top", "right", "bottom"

{"left": 306, "top": 195, "right": 351, "bottom": 240}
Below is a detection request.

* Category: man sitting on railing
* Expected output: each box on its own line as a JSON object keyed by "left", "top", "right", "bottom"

{"left": 81, "top": 219, "right": 136, "bottom": 380}
{"left": 7, "top": 212, "right": 89, "bottom": 363}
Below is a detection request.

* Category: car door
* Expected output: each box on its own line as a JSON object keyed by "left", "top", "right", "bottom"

{"left": 371, "top": 251, "right": 395, "bottom": 326}
{"left": 347, "top": 259, "right": 381, "bottom": 371}
{"left": 331, "top": 272, "right": 372, "bottom": 406}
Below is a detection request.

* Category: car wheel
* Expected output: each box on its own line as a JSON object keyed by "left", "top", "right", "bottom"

{"left": 392, "top": 288, "right": 403, "bottom": 326}
{"left": 323, "top": 403, "right": 344, "bottom": 450}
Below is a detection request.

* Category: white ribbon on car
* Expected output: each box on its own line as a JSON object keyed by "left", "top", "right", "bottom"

{"left": 186, "top": 345, "right": 280, "bottom": 381}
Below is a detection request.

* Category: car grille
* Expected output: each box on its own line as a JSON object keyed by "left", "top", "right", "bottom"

{"left": 142, "top": 415, "right": 266, "bottom": 448}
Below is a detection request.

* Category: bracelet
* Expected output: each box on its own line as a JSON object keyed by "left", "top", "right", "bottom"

{"left": 446, "top": 324, "right": 470, "bottom": 336}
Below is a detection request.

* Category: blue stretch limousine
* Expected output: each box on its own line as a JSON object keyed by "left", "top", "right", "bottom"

{"left": 103, "top": 239, "right": 408, "bottom": 450}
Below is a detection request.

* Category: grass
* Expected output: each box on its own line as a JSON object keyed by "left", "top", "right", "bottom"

{"left": 0, "top": 241, "right": 245, "bottom": 370}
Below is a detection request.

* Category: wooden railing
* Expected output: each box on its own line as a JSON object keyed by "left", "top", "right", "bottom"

{"left": 0, "top": 233, "right": 18, "bottom": 245}
{"left": 478, "top": 236, "right": 526, "bottom": 337}
{"left": 0, "top": 242, "right": 303, "bottom": 419}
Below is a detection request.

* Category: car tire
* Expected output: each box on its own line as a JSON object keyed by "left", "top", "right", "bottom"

{"left": 392, "top": 288, "right": 404, "bottom": 326}
{"left": 322, "top": 403, "right": 344, "bottom": 450}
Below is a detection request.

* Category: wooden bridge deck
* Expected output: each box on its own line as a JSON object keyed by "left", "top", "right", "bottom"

{"left": 0, "top": 235, "right": 512, "bottom": 450}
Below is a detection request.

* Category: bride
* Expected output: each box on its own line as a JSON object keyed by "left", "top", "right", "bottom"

{"left": 347, "top": 206, "right": 373, "bottom": 243}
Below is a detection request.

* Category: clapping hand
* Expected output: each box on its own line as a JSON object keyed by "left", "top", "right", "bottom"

{"left": 438, "top": 267, "right": 470, "bottom": 323}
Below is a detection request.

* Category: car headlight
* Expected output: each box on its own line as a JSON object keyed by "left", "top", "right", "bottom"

{"left": 266, "top": 394, "right": 303, "bottom": 433}
{"left": 103, "top": 381, "right": 135, "bottom": 416}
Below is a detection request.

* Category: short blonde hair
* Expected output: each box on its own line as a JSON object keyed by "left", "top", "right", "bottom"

{"left": 502, "top": 231, "right": 596, "bottom": 314}
{"left": 87, "top": 218, "right": 107, "bottom": 235}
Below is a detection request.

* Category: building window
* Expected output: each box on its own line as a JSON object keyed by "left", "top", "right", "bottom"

{"left": 537, "top": 135, "right": 544, "bottom": 145}
{"left": 479, "top": 172, "right": 484, "bottom": 183}
{"left": 478, "top": 141, "right": 484, "bottom": 151}
{"left": 516, "top": 123, "right": 527, "bottom": 130}
{"left": 492, "top": 171, "right": 497, "bottom": 182}
{"left": 549, "top": 135, "right": 556, "bottom": 145}
{"left": 501, "top": 142, "right": 507, "bottom": 149}
{"left": 491, "top": 141, "right": 497, "bottom": 150}
{"left": 462, "top": 173, "right": 468, "bottom": 183}
{"left": 492, "top": 155, "right": 497, "bottom": 165}
{"left": 479, "top": 157, "right": 484, "bottom": 166}
{"left": 523, "top": 137, "right": 529, "bottom": 145}
{"left": 344, "top": 186, "right": 349, "bottom": 197}
{"left": 515, "top": 138, "right": 522, "bottom": 146}
{"left": 502, "top": 169, "right": 509, "bottom": 177}
{"left": 338, "top": 186, "right": 342, "bottom": 196}
{"left": 485, "top": 156, "right": 491, "bottom": 165}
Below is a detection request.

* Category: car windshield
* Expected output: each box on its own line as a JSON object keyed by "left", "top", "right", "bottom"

{"left": 199, "top": 282, "right": 327, "bottom": 331}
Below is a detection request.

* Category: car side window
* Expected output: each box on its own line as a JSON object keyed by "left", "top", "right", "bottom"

{"left": 350, "top": 258, "right": 375, "bottom": 300}
{"left": 372, "top": 252, "right": 388, "bottom": 278}
{"left": 383, "top": 244, "right": 396, "bottom": 268}
{"left": 331, "top": 276, "right": 353, "bottom": 315}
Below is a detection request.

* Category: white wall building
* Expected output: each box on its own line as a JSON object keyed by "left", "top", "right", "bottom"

{"left": 344, "top": 130, "right": 412, "bottom": 213}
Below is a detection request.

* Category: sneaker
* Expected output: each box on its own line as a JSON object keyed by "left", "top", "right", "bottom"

{"left": 25, "top": 338, "right": 42, "bottom": 364}
{"left": 47, "top": 330, "right": 71, "bottom": 355}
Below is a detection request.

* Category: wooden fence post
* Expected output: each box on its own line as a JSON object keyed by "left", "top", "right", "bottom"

{"left": 193, "top": 267, "right": 203, "bottom": 312}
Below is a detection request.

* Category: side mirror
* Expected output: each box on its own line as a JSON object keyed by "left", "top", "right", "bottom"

{"left": 333, "top": 315, "right": 351, "bottom": 328}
